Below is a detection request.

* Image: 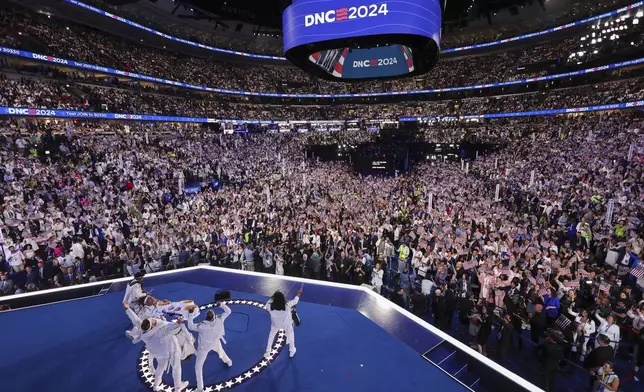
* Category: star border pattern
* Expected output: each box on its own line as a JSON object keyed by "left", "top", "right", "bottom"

{"left": 136, "top": 299, "right": 286, "bottom": 392}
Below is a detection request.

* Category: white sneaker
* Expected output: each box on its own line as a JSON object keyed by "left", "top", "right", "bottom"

{"left": 264, "top": 352, "right": 271, "bottom": 360}
{"left": 174, "top": 381, "right": 189, "bottom": 392}
{"left": 125, "top": 330, "right": 135, "bottom": 340}
{"left": 225, "top": 360, "right": 233, "bottom": 367}
{"left": 289, "top": 348, "right": 297, "bottom": 358}
{"left": 152, "top": 385, "right": 161, "bottom": 392}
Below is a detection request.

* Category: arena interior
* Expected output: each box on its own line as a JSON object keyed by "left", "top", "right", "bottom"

{"left": 0, "top": 1, "right": 644, "bottom": 392}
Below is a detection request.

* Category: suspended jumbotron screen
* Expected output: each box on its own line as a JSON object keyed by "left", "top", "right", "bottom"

{"left": 282, "top": 0, "right": 442, "bottom": 81}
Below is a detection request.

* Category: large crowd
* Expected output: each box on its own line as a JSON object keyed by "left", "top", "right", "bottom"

{"left": 1, "top": 73, "right": 642, "bottom": 121}
{"left": 1, "top": 5, "right": 642, "bottom": 96}
{"left": 0, "top": 112, "right": 643, "bottom": 391}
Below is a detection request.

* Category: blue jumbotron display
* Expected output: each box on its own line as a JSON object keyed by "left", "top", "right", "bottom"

{"left": 282, "top": 0, "right": 442, "bottom": 80}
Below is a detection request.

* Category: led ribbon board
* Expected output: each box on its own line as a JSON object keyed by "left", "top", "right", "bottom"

{"left": 282, "top": 0, "right": 442, "bottom": 80}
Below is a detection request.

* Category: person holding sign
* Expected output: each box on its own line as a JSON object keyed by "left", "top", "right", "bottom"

{"left": 265, "top": 286, "right": 303, "bottom": 359}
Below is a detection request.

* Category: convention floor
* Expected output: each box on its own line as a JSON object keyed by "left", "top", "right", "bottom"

{"left": 0, "top": 282, "right": 469, "bottom": 392}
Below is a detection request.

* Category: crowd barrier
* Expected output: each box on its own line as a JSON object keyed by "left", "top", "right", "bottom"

{"left": 64, "top": 0, "right": 644, "bottom": 59}
{"left": 1, "top": 101, "right": 643, "bottom": 125}
{"left": 2, "top": 44, "right": 642, "bottom": 98}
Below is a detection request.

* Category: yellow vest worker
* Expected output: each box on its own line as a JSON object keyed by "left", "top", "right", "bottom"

{"left": 398, "top": 244, "right": 410, "bottom": 260}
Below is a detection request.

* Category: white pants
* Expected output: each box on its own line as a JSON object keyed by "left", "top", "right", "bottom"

{"left": 373, "top": 284, "right": 382, "bottom": 295}
{"left": 195, "top": 340, "right": 231, "bottom": 390}
{"left": 265, "top": 326, "right": 295, "bottom": 355}
{"left": 152, "top": 338, "right": 183, "bottom": 391}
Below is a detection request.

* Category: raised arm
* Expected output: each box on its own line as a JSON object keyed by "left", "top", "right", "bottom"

{"left": 187, "top": 309, "right": 199, "bottom": 332}
{"left": 123, "top": 301, "right": 142, "bottom": 326}
{"left": 219, "top": 302, "right": 232, "bottom": 321}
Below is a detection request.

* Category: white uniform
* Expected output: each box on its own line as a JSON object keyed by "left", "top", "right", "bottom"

{"left": 188, "top": 304, "right": 232, "bottom": 391}
{"left": 265, "top": 296, "right": 299, "bottom": 357}
{"left": 136, "top": 302, "right": 197, "bottom": 359}
{"left": 123, "top": 280, "right": 145, "bottom": 307}
{"left": 125, "top": 308, "right": 187, "bottom": 392}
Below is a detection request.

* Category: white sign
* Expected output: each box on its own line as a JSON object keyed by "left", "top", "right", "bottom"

{"left": 605, "top": 199, "right": 615, "bottom": 227}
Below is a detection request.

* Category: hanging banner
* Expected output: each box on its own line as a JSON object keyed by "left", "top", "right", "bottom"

{"left": 529, "top": 170, "right": 535, "bottom": 187}
{"left": 495, "top": 184, "right": 500, "bottom": 201}
{"left": 428, "top": 193, "right": 433, "bottom": 211}
{"left": 628, "top": 143, "right": 635, "bottom": 161}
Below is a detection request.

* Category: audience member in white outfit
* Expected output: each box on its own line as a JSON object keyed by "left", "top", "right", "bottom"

{"left": 372, "top": 263, "right": 384, "bottom": 294}
{"left": 123, "top": 301, "right": 188, "bottom": 392}
{"left": 595, "top": 314, "right": 620, "bottom": 350}
{"left": 188, "top": 303, "right": 232, "bottom": 392}
{"left": 265, "top": 286, "right": 303, "bottom": 359}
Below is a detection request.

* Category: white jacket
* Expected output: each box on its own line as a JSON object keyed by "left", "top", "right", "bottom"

{"left": 126, "top": 308, "right": 182, "bottom": 358}
{"left": 267, "top": 296, "right": 299, "bottom": 330}
{"left": 188, "top": 304, "right": 231, "bottom": 348}
{"left": 573, "top": 315, "right": 596, "bottom": 338}
{"left": 595, "top": 314, "right": 620, "bottom": 348}
{"left": 123, "top": 280, "right": 144, "bottom": 306}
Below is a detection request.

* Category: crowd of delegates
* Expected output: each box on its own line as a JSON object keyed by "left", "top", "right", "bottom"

{"left": 0, "top": 112, "right": 643, "bottom": 390}
{"left": 1, "top": 5, "right": 641, "bottom": 96}
{"left": 1, "top": 73, "right": 642, "bottom": 121}
{"left": 72, "top": 0, "right": 632, "bottom": 56}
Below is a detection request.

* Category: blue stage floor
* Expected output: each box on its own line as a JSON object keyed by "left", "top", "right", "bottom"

{"left": 0, "top": 282, "right": 469, "bottom": 392}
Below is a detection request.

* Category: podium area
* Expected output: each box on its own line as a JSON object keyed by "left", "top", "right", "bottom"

{"left": 0, "top": 267, "right": 541, "bottom": 392}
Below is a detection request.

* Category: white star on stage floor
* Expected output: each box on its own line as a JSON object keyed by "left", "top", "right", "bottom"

{"left": 204, "top": 387, "right": 214, "bottom": 392}
{"left": 270, "top": 349, "right": 278, "bottom": 355}
{"left": 244, "top": 371, "right": 253, "bottom": 379}
{"left": 225, "top": 380, "right": 234, "bottom": 388}
{"left": 213, "top": 384, "right": 225, "bottom": 391}
{"left": 260, "top": 360, "right": 269, "bottom": 367}
{"left": 235, "top": 376, "right": 244, "bottom": 384}
{"left": 252, "top": 366, "right": 261, "bottom": 373}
